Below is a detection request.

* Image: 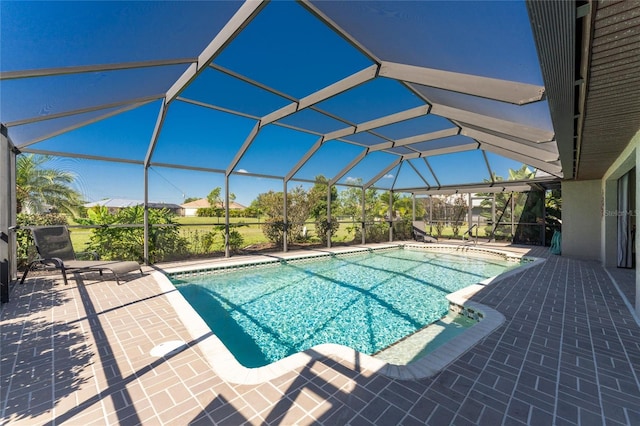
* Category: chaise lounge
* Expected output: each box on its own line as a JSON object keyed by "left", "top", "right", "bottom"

{"left": 412, "top": 220, "right": 438, "bottom": 243}
{"left": 20, "top": 225, "right": 143, "bottom": 285}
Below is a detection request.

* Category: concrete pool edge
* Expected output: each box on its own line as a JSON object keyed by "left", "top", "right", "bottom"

{"left": 155, "top": 245, "right": 544, "bottom": 384}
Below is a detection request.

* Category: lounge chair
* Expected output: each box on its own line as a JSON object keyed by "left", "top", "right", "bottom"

{"left": 20, "top": 226, "right": 143, "bottom": 285}
{"left": 412, "top": 221, "right": 438, "bottom": 243}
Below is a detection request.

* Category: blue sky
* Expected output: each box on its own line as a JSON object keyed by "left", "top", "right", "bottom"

{"left": 1, "top": 1, "right": 551, "bottom": 207}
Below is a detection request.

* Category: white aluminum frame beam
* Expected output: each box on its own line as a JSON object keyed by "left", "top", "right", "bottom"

{"left": 0, "top": 58, "right": 196, "bottom": 81}
{"left": 211, "top": 63, "right": 296, "bottom": 102}
{"left": 262, "top": 65, "right": 378, "bottom": 125}
{"left": 368, "top": 127, "right": 460, "bottom": 152}
{"left": 461, "top": 127, "right": 559, "bottom": 162}
{"left": 226, "top": 121, "right": 261, "bottom": 176}
{"left": 176, "top": 96, "right": 261, "bottom": 121}
{"left": 413, "top": 184, "right": 536, "bottom": 196}
{"left": 323, "top": 105, "right": 432, "bottom": 144}
{"left": 416, "top": 141, "right": 478, "bottom": 158}
{"left": 364, "top": 158, "right": 402, "bottom": 189}
{"left": 165, "top": 1, "right": 266, "bottom": 103}
{"left": 480, "top": 144, "right": 563, "bottom": 176}
{"left": 379, "top": 61, "right": 545, "bottom": 105}
{"left": 16, "top": 98, "right": 160, "bottom": 148}
{"left": 329, "top": 149, "right": 369, "bottom": 186}
{"left": 144, "top": 103, "right": 169, "bottom": 167}
{"left": 5, "top": 94, "right": 164, "bottom": 128}
{"left": 423, "top": 158, "right": 440, "bottom": 187}
{"left": 285, "top": 136, "right": 325, "bottom": 181}
{"left": 406, "top": 159, "right": 432, "bottom": 189}
{"left": 20, "top": 148, "right": 145, "bottom": 165}
{"left": 431, "top": 104, "right": 555, "bottom": 143}
{"left": 355, "top": 105, "right": 429, "bottom": 133}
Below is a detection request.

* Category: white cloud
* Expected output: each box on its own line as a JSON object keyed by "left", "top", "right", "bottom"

{"left": 345, "top": 176, "right": 360, "bottom": 184}
{"left": 237, "top": 169, "right": 249, "bottom": 173}
{"left": 383, "top": 174, "right": 394, "bottom": 179}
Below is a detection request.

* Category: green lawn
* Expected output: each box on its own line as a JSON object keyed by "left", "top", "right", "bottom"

{"left": 66, "top": 216, "right": 495, "bottom": 257}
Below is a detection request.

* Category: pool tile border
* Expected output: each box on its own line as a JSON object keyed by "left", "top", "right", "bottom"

{"left": 157, "top": 244, "right": 544, "bottom": 384}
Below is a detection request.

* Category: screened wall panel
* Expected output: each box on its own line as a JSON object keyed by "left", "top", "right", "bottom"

{"left": 413, "top": 85, "right": 554, "bottom": 132}
{"left": 0, "top": 1, "right": 241, "bottom": 71}
{"left": 389, "top": 163, "right": 431, "bottom": 190}
{"left": 214, "top": 1, "right": 374, "bottom": 99}
{"left": 338, "top": 132, "right": 389, "bottom": 147}
{"left": 372, "top": 114, "right": 456, "bottom": 140}
{"left": 180, "top": 67, "right": 292, "bottom": 118}
{"left": 153, "top": 101, "right": 258, "bottom": 170}
{"left": 7, "top": 103, "right": 150, "bottom": 148}
{"left": 315, "top": 79, "right": 425, "bottom": 124}
{"left": 0, "top": 65, "right": 189, "bottom": 124}
{"left": 276, "top": 109, "right": 349, "bottom": 135}
{"left": 24, "top": 102, "right": 161, "bottom": 160}
{"left": 336, "top": 151, "right": 398, "bottom": 186}
{"left": 234, "top": 125, "right": 320, "bottom": 176}
{"left": 308, "top": 0, "right": 544, "bottom": 83}
{"left": 148, "top": 167, "right": 226, "bottom": 206}
{"left": 292, "top": 141, "right": 365, "bottom": 181}
{"left": 427, "top": 150, "right": 491, "bottom": 185}
{"left": 485, "top": 152, "right": 537, "bottom": 181}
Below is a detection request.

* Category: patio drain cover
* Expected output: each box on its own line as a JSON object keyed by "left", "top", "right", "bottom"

{"left": 150, "top": 340, "right": 187, "bottom": 358}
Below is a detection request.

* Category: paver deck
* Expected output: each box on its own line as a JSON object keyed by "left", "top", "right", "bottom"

{"left": 1, "top": 243, "right": 639, "bottom": 425}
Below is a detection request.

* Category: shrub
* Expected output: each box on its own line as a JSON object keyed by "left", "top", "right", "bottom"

{"left": 355, "top": 222, "right": 389, "bottom": 243}
{"left": 81, "top": 206, "right": 189, "bottom": 263}
{"left": 227, "top": 228, "right": 244, "bottom": 253}
{"left": 262, "top": 218, "right": 287, "bottom": 248}
{"left": 315, "top": 217, "right": 339, "bottom": 245}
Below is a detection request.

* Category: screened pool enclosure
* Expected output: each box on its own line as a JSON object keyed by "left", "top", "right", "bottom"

{"left": 1, "top": 1, "right": 572, "bottom": 300}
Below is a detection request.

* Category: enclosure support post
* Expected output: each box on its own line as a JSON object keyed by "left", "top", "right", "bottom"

{"left": 541, "top": 191, "right": 546, "bottom": 246}
{"left": 388, "top": 190, "right": 393, "bottom": 242}
{"left": 283, "top": 179, "right": 288, "bottom": 253}
{"left": 225, "top": 175, "right": 231, "bottom": 257}
{"left": 468, "top": 192, "right": 473, "bottom": 237}
{"left": 143, "top": 166, "right": 150, "bottom": 265}
{"left": 491, "top": 194, "right": 496, "bottom": 242}
{"left": 326, "top": 184, "right": 332, "bottom": 249}
{"left": 412, "top": 195, "right": 416, "bottom": 221}
{"left": 429, "top": 196, "right": 433, "bottom": 235}
{"left": 361, "top": 187, "right": 366, "bottom": 245}
{"left": 511, "top": 193, "right": 515, "bottom": 238}
{"left": 1, "top": 125, "right": 15, "bottom": 303}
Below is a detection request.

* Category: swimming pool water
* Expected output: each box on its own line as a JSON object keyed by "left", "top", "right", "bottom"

{"left": 172, "top": 248, "right": 518, "bottom": 368}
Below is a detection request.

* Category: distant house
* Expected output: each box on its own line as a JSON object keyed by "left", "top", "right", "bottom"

{"left": 180, "top": 198, "right": 246, "bottom": 217}
{"left": 84, "top": 198, "right": 182, "bottom": 215}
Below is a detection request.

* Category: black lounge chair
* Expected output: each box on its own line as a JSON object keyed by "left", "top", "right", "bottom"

{"left": 20, "top": 226, "right": 143, "bottom": 285}
{"left": 412, "top": 221, "right": 438, "bottom": 243}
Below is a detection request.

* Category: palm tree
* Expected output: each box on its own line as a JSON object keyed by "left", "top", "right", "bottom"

{"left": 16, "top": 154, "right": 83, "bottom": 215}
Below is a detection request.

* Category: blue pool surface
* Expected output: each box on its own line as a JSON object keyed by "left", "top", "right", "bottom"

{"left": 172, "top": 248, "right": 518, "bottom": 368}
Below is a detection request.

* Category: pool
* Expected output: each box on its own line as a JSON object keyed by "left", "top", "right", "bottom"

{"left": 171, "top": 247, "right": 521, "bottom": 368}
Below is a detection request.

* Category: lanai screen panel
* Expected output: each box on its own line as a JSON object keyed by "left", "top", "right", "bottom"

{"left": 213, "top": 1, "right": 374, "bottom": 99}
{"left": 152, "top": 101, "right": 258, "bottom": 170}
{"left": 309, "top": 0, "right": 543, "bottom": 82}
{"left": 234, "top": 125, "right": 320, "bottom": 177}
{"left": 315, "top": 78, "right": 425, "bottom": 124}
{"left": 485, "top": 152, "right": 538, "bottom": 181}
{"left": 428, "top": 151, "right": 491, "bottom": 186}
{"left": 25, "top": 102, "right": 162, "bottom": 161}
{"left": 0, "top": 0, "right": 562, "bottom": 205}
{"left": 293, "top": 141, "right": 365, "bottom": 182}
{"left": 180, "top": 67, "right": 293, "bottom": 118}
{"left": 372, "top": 115, "right": 456, "bottom": 141}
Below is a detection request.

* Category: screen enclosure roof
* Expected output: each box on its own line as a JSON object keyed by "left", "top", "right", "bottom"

{"left": 0, "top": 0, "right": 563, "bottom": 195}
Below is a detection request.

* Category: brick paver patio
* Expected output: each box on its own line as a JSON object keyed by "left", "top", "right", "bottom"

{"left": 1, "top": 244, "right": 639, "bottom": 425}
